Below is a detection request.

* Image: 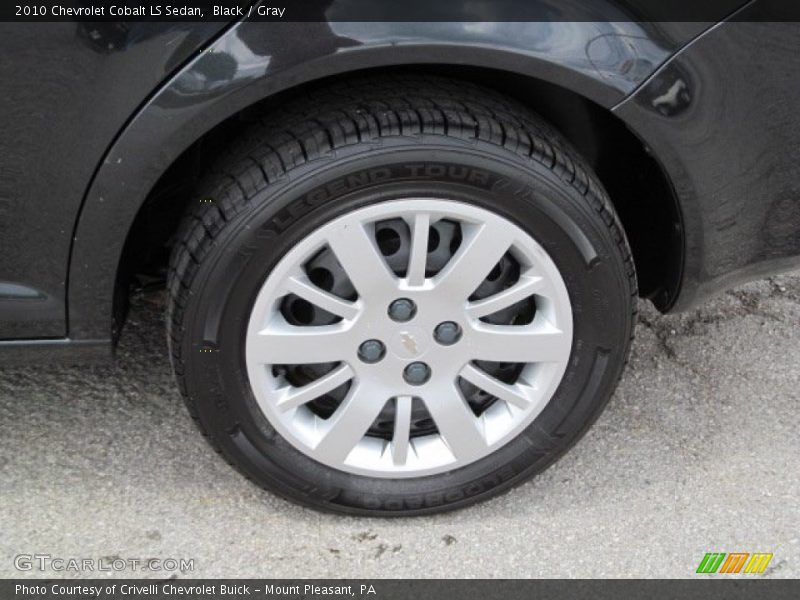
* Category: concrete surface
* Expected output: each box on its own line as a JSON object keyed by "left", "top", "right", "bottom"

{"left": 1, "top": 273, "right": 799, "bottom": 579}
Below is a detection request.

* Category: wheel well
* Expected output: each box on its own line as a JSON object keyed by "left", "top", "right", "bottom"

{"left": 117, "top": 65, "right": 682, "bottom": 328}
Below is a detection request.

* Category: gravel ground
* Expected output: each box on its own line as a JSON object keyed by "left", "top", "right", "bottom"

{"left": 1, "top": 273, "right": 799, "bottom": 579}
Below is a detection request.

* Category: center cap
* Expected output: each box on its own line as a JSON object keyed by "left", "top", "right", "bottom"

{"left": 388, "top": 326, "right": 430, "bottom": 359}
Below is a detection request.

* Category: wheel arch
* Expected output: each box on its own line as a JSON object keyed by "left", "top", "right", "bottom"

{"left": 68, "top": 22, "right": 684, "bottom": 344}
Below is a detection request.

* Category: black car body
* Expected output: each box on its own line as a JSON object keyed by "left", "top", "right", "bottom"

{"left": 2, "top": 2, "right": 799, "bottom": 361}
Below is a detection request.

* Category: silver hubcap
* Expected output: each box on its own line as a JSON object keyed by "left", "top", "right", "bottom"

{"left": 245, "top": 199, "right": 572, "bottom": 477}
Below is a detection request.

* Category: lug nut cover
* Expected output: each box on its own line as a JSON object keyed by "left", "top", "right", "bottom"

{"left": 358, "top": 339, "right": 386, "bottom": 364}
{"left": 434, "top": 321, "right": 462, "bottom": 345}
{"left": 388, "top": 298, "right": 417, "bottom": 322}
{"left": 403, "top": 361, "right": 431, "bottom": 385}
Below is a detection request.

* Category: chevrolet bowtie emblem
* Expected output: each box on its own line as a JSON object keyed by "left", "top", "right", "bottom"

{"left": 400, "top": 332, "right": 419, "bottom": 356}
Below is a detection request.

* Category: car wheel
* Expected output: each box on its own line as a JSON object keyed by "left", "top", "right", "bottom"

{"left": 167, "top": 76, "right": 637, "bottom": 515}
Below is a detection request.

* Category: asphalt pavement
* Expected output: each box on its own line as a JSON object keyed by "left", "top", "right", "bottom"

{"left": 1, "top": 272, "right": 799, "bottom": 579}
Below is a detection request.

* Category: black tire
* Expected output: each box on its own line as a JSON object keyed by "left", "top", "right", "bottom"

{"left": 167, "top": 75, "right": 637, "bottom": 516}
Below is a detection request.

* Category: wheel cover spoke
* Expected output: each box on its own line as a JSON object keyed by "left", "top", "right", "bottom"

{"left": 434, "top": 221, "right": 514, "bottom": 298}
{"left": 249, "top": 322, "right": 351, "bottom": 364}
{"left": 326, "top": 221, "right": 396, "bottom": 299}
{"left": 245, "top": 199, "right": 572, "bottom": 477}
{"left": 406, "top": 213, "right": 431, "bottom": 286}
{"left": 391, "top": 396, "right": 414, "bottom": 465}
{"left": 423, "top": 381, "right": 487, "bottom": 462}
{"left": 466, "top": 273, "right": 545, "bottom": 319}
{"left": 314, "top": 381, "right": 386, "bottom": 463}
{"left": 276, "top": 363, "right": 355, "bottom": 412}
{"left": 285, "top": 274, "right": 360, "bottom": 321}
{"left": 469, "top": 321, "right": 571, "bottom": 363}
{"left": 459, "top": 363, "right": 531, "bottom": 410}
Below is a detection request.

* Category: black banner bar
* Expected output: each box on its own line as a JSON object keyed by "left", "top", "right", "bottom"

{"left": 3, "top": 0, "right": 800, "bottom": 22}
{"left": 3, "top": 580, "right": 800, "bottom": 600}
